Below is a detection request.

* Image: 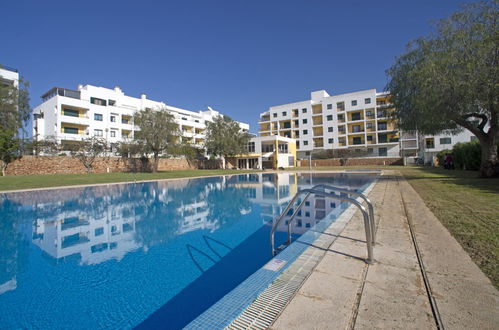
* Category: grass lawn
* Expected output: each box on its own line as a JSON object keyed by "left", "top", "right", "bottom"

{"left": 0, "top": 169, "right": 260, "bottom": 192}
{"left": 400, "top": 166, "right": 499, "bottom": 288}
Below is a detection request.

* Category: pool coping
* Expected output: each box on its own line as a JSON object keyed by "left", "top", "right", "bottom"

{"left": 184, "top": 174, "right": 379, "bottom": 329}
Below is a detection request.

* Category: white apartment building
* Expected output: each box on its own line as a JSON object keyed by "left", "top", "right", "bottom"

{"left": 259, "top": 89, "right": 400, "bottom": 159}
{"left": 260, "top": 89, "right": 478, "bottom": 162}
{"left": 0, "top": 65, "right": 19, "bottom": 87}
{"left": 32, "top": 84, "right": 249, "bottom": 151}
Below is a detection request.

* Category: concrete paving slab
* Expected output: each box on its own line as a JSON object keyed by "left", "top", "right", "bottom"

{"left": 272, "top": 172, "right": 498, "bottom": 330}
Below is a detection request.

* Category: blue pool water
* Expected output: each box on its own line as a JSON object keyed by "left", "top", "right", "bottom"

{"left": 0, "top": 172, "right": 377, "bottom": 329}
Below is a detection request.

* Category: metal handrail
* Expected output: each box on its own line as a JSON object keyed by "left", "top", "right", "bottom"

{"left": 270, "top": 187, "right": 375, "bottom": 264}
{"left": 303, "top": 184, "right": 376, "bottom": 245}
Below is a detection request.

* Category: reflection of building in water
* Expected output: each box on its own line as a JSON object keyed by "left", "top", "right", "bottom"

{"left": 230, "top": 172, "right": 364, "bottom": 234}
{"left": 27, "top": 177, "right": 245, "bottom": 265}
{"left": 32, "top": 195, "right": 141, "bottom": 265}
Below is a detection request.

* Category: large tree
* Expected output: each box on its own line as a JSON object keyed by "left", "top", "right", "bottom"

{"left": 0, "top": 70, "right": 31, "bottom": 176}
{"left": 133, "top": 107, "right": 180, "bottom": 172}
{"left": 205, "top": 115, "right": 251, "bottom": 169}
{"left": 386, "top": 1, "right": 499, "bottom": 177}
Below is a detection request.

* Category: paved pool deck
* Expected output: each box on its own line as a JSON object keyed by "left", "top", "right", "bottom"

{"left": 271, "top": 171, "right": 499, "bottom": 330}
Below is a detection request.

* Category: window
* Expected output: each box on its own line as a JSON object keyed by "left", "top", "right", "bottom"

{"left": 95, "top": 228, "right": 104, "bottom": 236}
{"left": 306, "top": 223, "right": 311, "bottom": 228}
{"left": 351, "top": 100, "right": 357, "bottom": 106}
{"left": 378, "top": 134, "right": 388, "bottom": 143}
{"left": 303, "top": 129, "right": 308, "bottom": 135}
{"left": 365, "top": 98, "right": 371, "bottom": 104}
{"left": 110, "top": 115, "right": 116, "bottom": 122}
{"left": 366, "top": 110, "right": 373, "bottom": 116}
{"left": 305, "top": 211, "right": 310, "bottom": 217}
{"left": 110, "top": 130, "right": 116, "bottom": 138}
{"left": 94, "top": 113, "right": 103, "bottom": 121}
{"left": 367, "top": 148, "right": 374, "bottom": 154}
{"left": 379, "top": 147, "right": 388, "bottom": 156}
{"left": 63, "top": 108, "right": 79, "bottom": 117}
{"left": 90, "top": 97, "right": 106, "bottom": 106}
{"left": 336, "top": 102, "right": 345, "bottom": 110}
{"left": 328, "top": 127, "right": 333, "bottom": 132}
{"left": 367, "top": 135, "right": 373, "bottom": 141}
{"left": 305, "top": 201, "right": 310, "bottom": 206}
{"left": 351, "top": 112, "right": 361, "bottom": 121}
{"left": 440, "top": 137, "right": 452, "bottom": 144}
{"left": 426, "top": 139, "right": 435, "bottom": 148}
{"left": 377, "top": 122, "right": 387, "bottom": 130}
{"left": 377, "top": 110, "right": 386, "bottom": 117}
{"left": 366, "top": 122, "right": 373, "bottom": 128}
{"left": 94, "top": 129, "right": 103, "bottom": 137}
{"left": 122, "top": 117, "right": 130, "bottom": 124}
{"left": 327, "top": 104, "right": 332, "bottom": 109}
{"left": 303, "top": 140, "right": 308, "bottom": 146}
{"left": 283, "top": 121, "right": 291, "bottom": 129}
{"left": 247, "top": 142, "right": 255, "bottom": 153}
{"left": 328, "top": 138, "right": 334, "bottom": 144}
{"left": 352, "top": 125, "right": 362, "bottom": 133}
{"left": 302, "top": 119, "right": 307, "bottom": 124}
{"left": 108, "top": 100, "right": 116, "bottom": 106}
{"left": 302, "top": 108, "right": 307, "bottom": 113}
{"left": 327, "top": 115, "right": 333, "bottom": 121}
{"left": 273, "top": 113, "right": 277, "bottom": 118}
{"left": 353, "top": 137, "right": 362, "bottom": 145}
{"left": 282, "top": 111, "right": 287, "bottom": 116}
{"left": 377, "top": 99, "right": 386, "bottom": 105}
{"left": 63, "top": 127, "right": 78, "bottom": 134}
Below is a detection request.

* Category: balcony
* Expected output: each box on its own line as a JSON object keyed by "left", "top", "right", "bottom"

{"left": 259, "top": 115, "right": 270, "bottom": 122}
{"left": 42, "top": 87, "right": 81, "bottom": 102}
{"left": 61, "top": 115, "right": 89, "bottom": 126}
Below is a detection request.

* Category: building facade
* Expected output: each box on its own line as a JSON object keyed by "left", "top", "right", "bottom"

{"left": 260, "top": 89, "right": 477, "bottom": 162}
{"left": 0, "top": 66, "right": 19, "bottom": 87}
{"left": 259, "top": 89, "right": 400, "bottom": 159}
{"left": 33, "top": 84, "right": 249, "bottom": 150}
{"left": 231, "top": 135, "right": 297, "bottom": 170}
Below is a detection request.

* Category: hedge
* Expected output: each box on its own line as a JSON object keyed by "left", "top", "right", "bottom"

{"left": 438, "top": 140, "right": 499, "bottom": 171}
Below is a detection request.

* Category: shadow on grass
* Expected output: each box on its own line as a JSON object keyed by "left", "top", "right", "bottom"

{"left": 399, "top": 166, "right": 499, "bottom": 195}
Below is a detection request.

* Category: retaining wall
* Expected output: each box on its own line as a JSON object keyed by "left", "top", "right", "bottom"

{"left": 4, "top": 156, "right": 221, "bottom": 176}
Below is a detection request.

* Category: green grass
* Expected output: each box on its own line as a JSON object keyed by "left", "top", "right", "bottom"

{"left": 0, "top": 169, "right": 260, "bottom": 191}
{"left": 400, "top": 166, "right": 499, "bottom": 288}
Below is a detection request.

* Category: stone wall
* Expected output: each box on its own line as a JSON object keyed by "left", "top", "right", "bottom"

{"left": 4, "top": 155, "right": 216, "bottom": 176}
{"left": 298, "top": 157, "right": 403, "bottom": 167}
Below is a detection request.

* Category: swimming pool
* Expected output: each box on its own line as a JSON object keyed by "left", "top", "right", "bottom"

{"left": 0, "top": 172, "right": 377, "bottom": 329}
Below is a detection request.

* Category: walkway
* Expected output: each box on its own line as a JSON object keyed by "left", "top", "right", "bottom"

{"left": 270, "top": 171, "right": 499, "bottom": 329}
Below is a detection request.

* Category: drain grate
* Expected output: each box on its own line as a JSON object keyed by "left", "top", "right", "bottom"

{"left": 226, "top": 245, "right": 325, "bottom": 329}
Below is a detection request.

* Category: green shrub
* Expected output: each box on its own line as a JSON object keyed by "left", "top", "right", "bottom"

{"left": 452, "top": 141, "right": 481, "bottom": 170}
{"left": 436, "top": 149, "right": 452, "bottom": 167}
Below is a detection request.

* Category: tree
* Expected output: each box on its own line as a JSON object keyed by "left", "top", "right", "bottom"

{"left": 0, "top": 70, "right": 31, "bottom": 176}
{"left": 386, "top": 1, "right": 499, "bottom": 177}
{"left": 205, "top": 115, "right": 251, "bottom": 169}
{"left": 0, "top": 74, "right": 31, "bottom": 133}
{"left": 70, "top": 137, "right": 108, "bottom": 173}
{"left": 0, "top": 130, "right": 21, "bottom": 176}
{"left": 133, "top": 107, "right": 180, "bottom": 172}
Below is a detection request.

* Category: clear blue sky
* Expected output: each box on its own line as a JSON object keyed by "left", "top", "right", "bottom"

{"left": 1, "top": 0, "right": 465, "bottom": 133}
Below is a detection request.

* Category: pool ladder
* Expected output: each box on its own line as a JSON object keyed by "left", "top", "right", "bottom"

{"left": 270, "top": 184, "right": 376, "bottom": 264}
